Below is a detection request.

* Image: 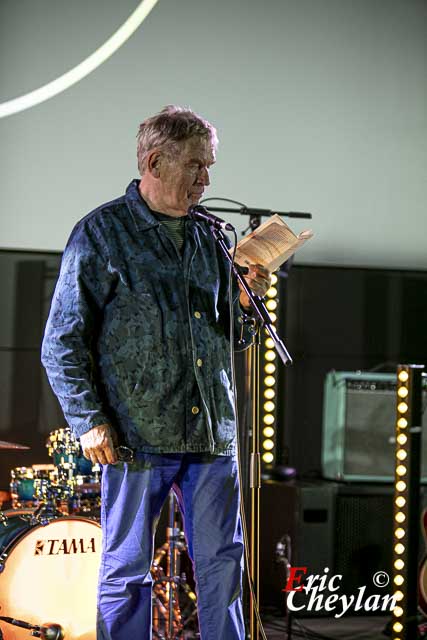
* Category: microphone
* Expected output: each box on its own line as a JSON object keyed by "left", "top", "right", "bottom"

{"left": 187, "top": 205, "right": 235, "bottom": 231}
{"left": 0, "top": 617, "right": 64, "bottom": 640}
{"left": 40, "top": 623, "right": 65, "bottom": 640}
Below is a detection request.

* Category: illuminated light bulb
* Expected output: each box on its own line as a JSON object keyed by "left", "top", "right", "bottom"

{"left": 264, "top": 388, "right": 275, "bottom": 400}
{"left": 269, "top": 312, "right": 277, "bottom": 323}
{"left": 393, "top": 622, "right": 403, "bottom": 633}
{"left": 397, "top": 417, "right": 408, "bottom": 429}
{"left": 396, "top": 449, "right": 407, "bottom": 461}
{"left": 271, "top": 273, "right": 278, "bottom": 285}
{"left": 262, "top": 452, "right": 274, "bottom": 464}
{"left": 264, "top": 363, "right": 276, "bottom": 374}
{"left": 394, "top": 590, "right": 404, "bottom": 601}
{"left": 398, "top": 402, "right": 408, "bottom": 414}
{"left": 398, "top": 371, "right": 409, "bottom": 382}
{"left": 394, "top": 575, "right": 404, "bottom": 586}
{"left": 263, "top": 427, "right": 275, "bottom": 438}
{"left": 398, "top": 387, "right": 408, "bottom": 398}
{"left": 395, "top": 496, "right": 406, "bottom": 508}
{"left": 263, "top": 439, "right": 274, "bottom": 451}
{"left": 394, "top": 543, "right": 405, "bottom": 554}
{"left": 265, "top": 350, "right": 277, "bottom": 362}
{"left": 264, "top": 401, "right": 275, "bottom": 413}
{"left": 263, "top": 414, "right": 275, "bottom": 425}
{"left": 264, "top": 376, "right": 276, "bottom": 387}
{"left": 396, "top": 481, "right": 406, "bottom": 492}
{"left": 267, "top": 286, "right": 277, "bottom": 298}
{"left": 395, "top": 512, "right": 406, "bottom": 523}
{"left": 394, "top": 559, "right": 404, "bottom": 571}
{"left": 266, "top": 299, "right": 277, "bottom": 311}
{"left": 393, "top": 606, "right": 404, "bottom": 617}
{"left": 397, "top": 434, "right": 407, "bottom": 445}
{"left": 396, "top": 465, "right": 407, "bottom": 477}
{"left": 265, "top": 338, "right": 275, "bottom": 349}
{"left": 395, "top": 528, "right": 405, "bottom": 540}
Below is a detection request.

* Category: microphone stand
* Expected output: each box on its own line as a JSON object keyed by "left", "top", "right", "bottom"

{"left": 199, "top": 198, "right": 312, "bottom": 236}
{"left": 211, "top": 227, "right": 292, "bottom": 368}
{"left": 209, "top": 225, "right": 293, "bottom": 640}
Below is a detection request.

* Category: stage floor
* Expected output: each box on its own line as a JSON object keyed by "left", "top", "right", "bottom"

{"left": 262, "top": 613, "right": 389, "bottom": 639}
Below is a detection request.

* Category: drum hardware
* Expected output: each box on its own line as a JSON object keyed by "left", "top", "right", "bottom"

{"left": 0, "top": 440, "right": 30, "bottom": 450}
{"left": 10, "top": 466, "right": 58, "bottom": 510}
{"left": 46, "top": 428, "right": 80, "bottom": 476}
{"left": 39, "top": 427, "right": 101, "bottom": 520}
{"left": 0, "top": 616, "right": 64, "bottom": 639}
{"left": 152, "top": 492, "right": 198, "bottom": 639}
{"left": 30, "top": 500, "right": 63, "bottom": 527}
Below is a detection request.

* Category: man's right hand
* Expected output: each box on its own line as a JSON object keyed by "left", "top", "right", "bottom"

{"left": 80, "top": 424, "right": 118, "bottom": 465}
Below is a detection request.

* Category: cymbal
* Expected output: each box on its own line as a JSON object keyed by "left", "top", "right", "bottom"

{"left": 0, "top": 439, "right": 30, "bottom": 450}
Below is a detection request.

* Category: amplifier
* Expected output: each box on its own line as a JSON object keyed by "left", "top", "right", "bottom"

{"left": 260, "top": 480, "right": 415, "bottom": 614}
{"left": 322, "top": 371, "right": 427, "bottom": 483}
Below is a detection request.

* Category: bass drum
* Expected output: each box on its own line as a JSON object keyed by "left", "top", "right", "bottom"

{"left": 0, "top": 511, "right": 101, "bottom": 640}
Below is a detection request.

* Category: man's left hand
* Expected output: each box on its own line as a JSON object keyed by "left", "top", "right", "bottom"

{"left": 238, "top": 263, "right": 272, "bottom": 310}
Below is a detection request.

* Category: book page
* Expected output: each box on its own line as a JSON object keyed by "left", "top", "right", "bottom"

{"left": 231, "top": 214, "right": 313, "bottom": 272}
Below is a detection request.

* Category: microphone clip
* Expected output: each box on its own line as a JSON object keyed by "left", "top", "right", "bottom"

{"left": 187, "top": 205, "right": 235, "bottom": 231}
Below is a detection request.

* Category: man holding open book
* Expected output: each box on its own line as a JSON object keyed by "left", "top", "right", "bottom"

{"left": 41, "top": 105, "right": 271, "bottom": 639}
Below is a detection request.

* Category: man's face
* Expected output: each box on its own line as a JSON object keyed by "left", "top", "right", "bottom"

{"left": 159, "top": 136, "right": 216, "bottom": 214}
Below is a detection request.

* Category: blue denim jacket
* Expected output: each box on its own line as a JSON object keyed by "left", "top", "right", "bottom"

{"left": 41, "top": 180, "right": 254, "bottom": 455}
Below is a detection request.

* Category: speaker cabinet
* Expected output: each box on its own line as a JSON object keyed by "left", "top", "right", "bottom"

{"left": 260, "top": 480, "right": 407, "bottom": 615}
{"left": 322, "top": 371, "right": 427, "bottom": 482}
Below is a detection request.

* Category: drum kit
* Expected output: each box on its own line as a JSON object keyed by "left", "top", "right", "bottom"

{"left": 0, "top": 431, "right": 198, "bottom": 640}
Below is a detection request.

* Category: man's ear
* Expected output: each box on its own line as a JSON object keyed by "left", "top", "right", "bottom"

{"left": 146, "top": 149, "right": 162, "bottom": 178}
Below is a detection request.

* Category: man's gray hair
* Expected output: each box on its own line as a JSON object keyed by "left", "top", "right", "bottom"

{"left": 136, "top": 105, "right": 218, "bottom": 175}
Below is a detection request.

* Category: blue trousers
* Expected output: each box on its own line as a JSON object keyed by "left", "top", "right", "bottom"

{"left": 97, "top": 453, "right": 245, "bottom": 639}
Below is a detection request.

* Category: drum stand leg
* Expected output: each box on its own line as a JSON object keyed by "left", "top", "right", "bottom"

{"left": 152, "top": 491, "right": 197, "bottom": 639}
{"left": 168, "top": 492, "right": 178, "bottom": 636}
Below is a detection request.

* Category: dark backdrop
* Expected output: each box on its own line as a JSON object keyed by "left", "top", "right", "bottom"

{"left": 2, "top": 253, "right": 427, "bottom": 492}
{"left": 0, "top": 250, "right": 64, "bottom": 489}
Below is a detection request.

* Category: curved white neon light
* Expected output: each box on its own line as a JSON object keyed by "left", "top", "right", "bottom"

{"left": 0, "top": 0, "right": 159, "bottom": 119}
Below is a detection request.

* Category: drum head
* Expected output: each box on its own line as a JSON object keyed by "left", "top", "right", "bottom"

{"left": 0, "top": 516, "right": 101, "bottom": 640}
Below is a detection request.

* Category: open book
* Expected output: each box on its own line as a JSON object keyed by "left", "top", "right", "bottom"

{"left": 231, "top": 214, "right": 313, "bottom": 272}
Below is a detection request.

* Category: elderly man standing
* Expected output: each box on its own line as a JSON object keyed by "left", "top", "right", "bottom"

{"left": 41, "top": 105, "right": 271, "bottom": 640}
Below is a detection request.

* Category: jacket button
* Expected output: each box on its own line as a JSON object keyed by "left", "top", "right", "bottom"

{"left": 194, "top": 311, "right": 201, "bottom": 319}
{"left": 191, "top": 406, "right": 200, "bottom": 415}
{"left": 196, "top": 358, "right": 203, "bottom": 367}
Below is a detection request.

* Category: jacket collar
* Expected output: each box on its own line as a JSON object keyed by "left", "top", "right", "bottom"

{"left": 125, "top": 179, "right": 161, "bottom": 232}
{"left": 124, "top": 178, "right": 204, "bottom": 235}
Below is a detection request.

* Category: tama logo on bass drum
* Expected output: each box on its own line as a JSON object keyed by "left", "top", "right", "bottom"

{"left": 34, "top": 537, "right": 97, "bottom": 555}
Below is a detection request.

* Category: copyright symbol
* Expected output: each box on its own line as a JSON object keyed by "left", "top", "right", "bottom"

{"left": 373, "top": 571, "right": 389, "bottom": 587}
